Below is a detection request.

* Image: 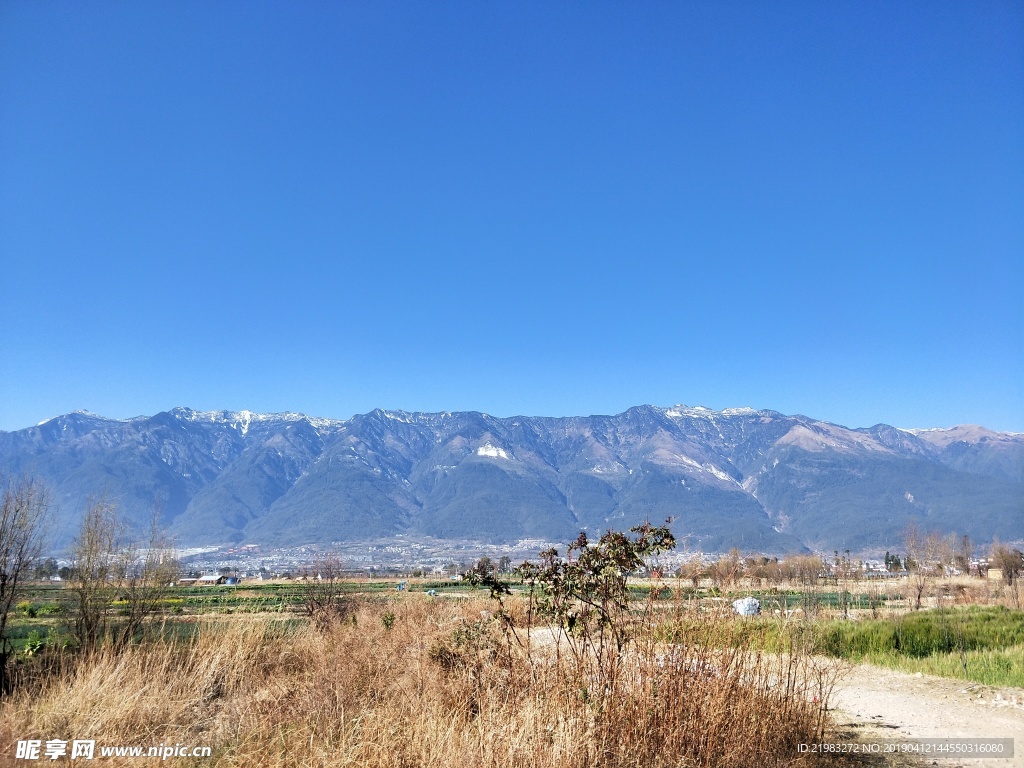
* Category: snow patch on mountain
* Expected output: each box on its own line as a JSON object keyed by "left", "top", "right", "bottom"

{"left": 476, "top": 442, "right": 510, "bottom": 460}
{"left": 663, "top": 405, "right": 757, "bottom": 420}
{"left": 703, "top": 463, "right": 737, "bottom": 484}
{"left": 590, "top": 463, "right": 626, "bottom": 474}
{"left": 168, "top": 407, "right": 345, "bottom": 433}
{"left": 675, "top": 453, "right": 702, "bottom": 469}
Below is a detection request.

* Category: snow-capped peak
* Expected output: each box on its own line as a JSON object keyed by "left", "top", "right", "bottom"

{"left": 168, "top": 407, "right": 344, "bottom": 434}
{"left": 662, "top": 405, "right": 757, "bottom": 420}
{"left": 37, "top": 410, "right": 125, "bottom": 426}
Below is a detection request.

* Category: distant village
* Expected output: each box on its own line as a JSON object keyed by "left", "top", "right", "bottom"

{"left": 31, "top": 535, "right": 1023, "bottom": 586}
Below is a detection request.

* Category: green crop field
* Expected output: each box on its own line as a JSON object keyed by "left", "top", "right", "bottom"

{"left": 661, "top": 604, "right": 1024, "bottom": 688}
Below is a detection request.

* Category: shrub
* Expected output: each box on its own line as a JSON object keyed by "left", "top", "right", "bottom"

{"left": 22, "top": 631, "right": 44, "bottom": 657}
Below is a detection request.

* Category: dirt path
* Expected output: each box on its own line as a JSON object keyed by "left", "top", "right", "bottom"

{"left": 830, "top": 663, "right": 1024, "bottom": 766}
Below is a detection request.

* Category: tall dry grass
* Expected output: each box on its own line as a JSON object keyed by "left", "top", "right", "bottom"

{"left": 0, "top": 597, "right": 838, "bottom": 767}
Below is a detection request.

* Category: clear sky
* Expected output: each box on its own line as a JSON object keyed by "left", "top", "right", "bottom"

{"left": 1, "top": 1, "right": 1021, "bottom": 433}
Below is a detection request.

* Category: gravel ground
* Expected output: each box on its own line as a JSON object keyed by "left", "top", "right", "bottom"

{"left": 828, "top": 663, "right": 1024, "bottom": 767}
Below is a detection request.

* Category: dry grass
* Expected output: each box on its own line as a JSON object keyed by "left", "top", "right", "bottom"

{"left": 0, "top": 598, "right": 840, "bottom": 767}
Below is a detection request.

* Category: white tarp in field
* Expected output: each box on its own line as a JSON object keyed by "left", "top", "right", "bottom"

{"left": 732, "top": 596, "right": 761, "bottom": 616}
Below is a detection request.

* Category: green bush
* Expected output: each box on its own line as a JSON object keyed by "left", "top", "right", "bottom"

{"left": 23, "top": 630, "right": 45, "bottom": 656}
{"left": 36, "top": 602, "right": 62, "bottom": 617}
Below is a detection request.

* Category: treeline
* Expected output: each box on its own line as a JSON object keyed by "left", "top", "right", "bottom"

{"left": 672, "top": 528, "right": 1023, "bottom": 592}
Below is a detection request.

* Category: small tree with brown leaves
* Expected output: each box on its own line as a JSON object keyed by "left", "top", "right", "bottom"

{"left": 516, "top": 521, "right": 676, "bottom": 694}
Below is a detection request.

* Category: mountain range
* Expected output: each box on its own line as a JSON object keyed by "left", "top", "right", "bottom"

{"left": 1, "top": 406, "right": 1021, "bottom": 553}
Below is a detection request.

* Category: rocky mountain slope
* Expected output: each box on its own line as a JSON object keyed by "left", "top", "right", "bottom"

{"left": 1, "top": 406, "right": 1020, "bottom": 552}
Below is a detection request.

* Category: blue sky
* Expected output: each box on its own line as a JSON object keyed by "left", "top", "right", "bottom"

{"left": 1, "top": 1, "right": 1021, "bottom": 432}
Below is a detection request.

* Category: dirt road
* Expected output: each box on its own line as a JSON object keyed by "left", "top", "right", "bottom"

{"left": 830, "top": 663, "right": 1024, "bottom": 767}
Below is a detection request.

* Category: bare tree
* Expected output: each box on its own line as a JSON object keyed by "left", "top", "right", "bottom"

{"left": 904, "top": 523, "right": 951, "bottom": 610}
{"left": 677, "top": 558, "right": 704, "bottom": 589}
{"left": 68, "top": 499, "right": 120, "bottom": 651}
{"left": 782, "top": 554, "right": 824, "bottom": 587}
{"left": 709, "top": 548, "right": 743, "bottom": 588}
{"left": 69, "top": 501, "right": 180, "bottom": 651}
{"left": 954, "top": 534, "right": 973, "bottom": 575}
{"left": 0, "top": 479, "right": 47, "bottom": 693}
{"left": 299, "top": 556, "right": 351, "bottom": 630}
{"left": 990, "top": 543, "right": 1024, "bottom": 587}
{"left": 112, "top": 514, "right": 179, "bottom": 650}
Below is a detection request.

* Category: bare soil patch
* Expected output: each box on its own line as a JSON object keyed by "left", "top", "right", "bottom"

{"left": 830, "top": 663, "right": 1024, "bottom": 767}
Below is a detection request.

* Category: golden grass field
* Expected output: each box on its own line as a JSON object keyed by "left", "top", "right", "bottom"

{"left": 0, "top": 595, "right": 842, "bottom": 768}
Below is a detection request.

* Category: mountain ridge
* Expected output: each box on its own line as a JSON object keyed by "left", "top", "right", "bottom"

{"left": 2, "top": 405, "right": 1021, "bottom": 553}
